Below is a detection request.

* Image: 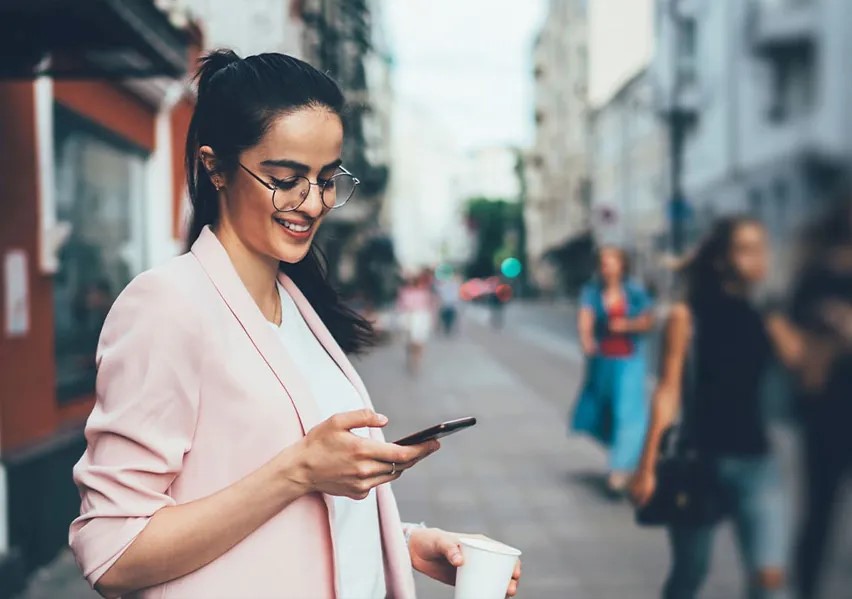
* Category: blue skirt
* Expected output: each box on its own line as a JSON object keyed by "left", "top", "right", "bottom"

{"left": 571, "top": 355, "right": 649, "bottom": 471}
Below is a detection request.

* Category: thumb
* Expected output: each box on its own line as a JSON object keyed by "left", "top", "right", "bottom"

{"left": 439, "top": 536, "right": 463, "bottom": 567}
{"left": 333, "top": 409, "right": 388, "bottom": 431}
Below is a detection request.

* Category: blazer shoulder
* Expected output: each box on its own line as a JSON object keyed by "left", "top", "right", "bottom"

{"left": 110, "top": 253, "right": 207, "bottom": 323}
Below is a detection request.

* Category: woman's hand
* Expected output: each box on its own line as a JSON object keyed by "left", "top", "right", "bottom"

{"left": 580, "top": 336, "right": 597, "bottom": 356}
{"left": 408, "top": 528, "right": 521, "bottom": 597}
{"left": 608, "top": 317, "right": 630, "bottom": 333}
{"left": 292, "top": 409, "right": 439, "bottom": 500}
{"left": 629, "top": 468, "right": 657, "bottom": 507}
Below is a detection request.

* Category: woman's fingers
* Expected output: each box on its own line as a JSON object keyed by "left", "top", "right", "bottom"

{"left": 361, "top": 437, "right": 440, "bottom": 464}
{"left": 437, "top": 534, "right": 464, "bottom": 567}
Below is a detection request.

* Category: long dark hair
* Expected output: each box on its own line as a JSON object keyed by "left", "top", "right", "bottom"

{"left": 679, "top": 215, "right": 763, "bottom": 305}
{"left": 185, "top": 49, "right": 374, "bottom": 354}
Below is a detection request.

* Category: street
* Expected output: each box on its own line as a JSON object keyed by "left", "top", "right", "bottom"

{"left": 17, "top": 303, "right": 851, "bottom": 599}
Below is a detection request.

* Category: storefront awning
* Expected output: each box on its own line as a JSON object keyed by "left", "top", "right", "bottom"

{"left": 0, "top": 0, "right": 189, "bottom": 79}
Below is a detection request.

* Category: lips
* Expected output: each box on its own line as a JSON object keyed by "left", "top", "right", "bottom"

{"left": 274, "top": 216, "right": 315, "bottom": 239}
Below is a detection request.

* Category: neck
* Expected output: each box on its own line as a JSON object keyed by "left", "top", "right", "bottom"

{"left": 212, "top": 220, "right": 280, "bottom": 312}
{"left": 603, "top": 278, "right": 621, "bottom": 292}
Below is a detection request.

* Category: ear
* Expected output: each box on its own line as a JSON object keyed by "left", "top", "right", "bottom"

{"left": 199, "top": 145, "right": 224, "bottom": 190}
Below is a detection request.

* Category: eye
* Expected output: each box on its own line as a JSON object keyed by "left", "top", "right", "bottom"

{"left": 271, "top": 177, "right": 301, "bottom": 191}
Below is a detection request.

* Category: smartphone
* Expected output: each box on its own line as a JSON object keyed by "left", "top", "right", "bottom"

{"left": 393, "top": 417, "right": 477, "bottom": 446}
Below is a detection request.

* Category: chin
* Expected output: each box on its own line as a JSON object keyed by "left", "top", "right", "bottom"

{"left": 274, "top": 239, "right": 315, "bottom": 265}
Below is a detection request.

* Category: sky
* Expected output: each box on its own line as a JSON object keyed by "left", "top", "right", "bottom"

{"left": 384, "top": 0, "right": 655, "bottom": 150}
{"left": 384, "top": 0, "right": 549, "bottom": 151}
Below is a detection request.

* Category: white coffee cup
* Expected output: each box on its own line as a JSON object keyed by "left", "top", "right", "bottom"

{"left": 454, "top": 536, "right": 522, "bottom": 599}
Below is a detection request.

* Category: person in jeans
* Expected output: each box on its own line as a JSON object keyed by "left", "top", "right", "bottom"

{"left": 787, "top": 199, "right": 852, "bottom": 599}
{"left": 631, "top": 217, "right": 799, "bottom": 599}
{"left": 573, "top": 247, "right": 655, "bottom": 495}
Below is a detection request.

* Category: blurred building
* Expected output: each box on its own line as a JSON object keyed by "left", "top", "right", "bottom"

{"left": 0, "top": 2, "right": 197, "bottom": 593}
{"left": 168, "top": 0, "right": 304, "bottom": 57}
{"left": 524, "top": 0, "right": 593, "bottom": 296}
{"left": 458, "top": 146, "right": 523, "bottom": 203}
{"left": 388, "top": 102, "right": 469, "bottom": 270}
{"left": 300, "top": 0, "right": 394, "bottom": 291}
{"left": 653, "top": 0, "right": 852, "bottom": 288}
{"left": 590, "top": 68, "right": 668, "bottom": 288}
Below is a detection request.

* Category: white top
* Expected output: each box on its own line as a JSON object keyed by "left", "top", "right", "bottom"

{"left": 269, "top": 285, "right": 386, "bottom": 599}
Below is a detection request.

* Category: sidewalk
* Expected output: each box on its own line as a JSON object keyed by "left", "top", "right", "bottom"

{"left": 369, "top": 322, "right": 739, "bottom": 599}
{"left": 18, "top": 309, "right": 851, "bottom": 598}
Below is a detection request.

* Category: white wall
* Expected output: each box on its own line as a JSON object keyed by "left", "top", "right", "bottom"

{"left": 388, "top": 102, "right": 466, "bottom": 269}
{"left": 178, "top": 0, "right": 304, "bottom": 57}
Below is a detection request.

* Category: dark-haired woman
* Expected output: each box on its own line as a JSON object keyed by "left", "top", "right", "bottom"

{"left": 69, "top": 50, "right": 521, "bottom": 599}
{"left": 631, "top": 218, "right": 797, "bottom": 599}
{"left": 572, "top": 246, "right": 655, "bottom": 495}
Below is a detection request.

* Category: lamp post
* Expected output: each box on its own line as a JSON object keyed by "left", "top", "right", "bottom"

{"left": 667, "top": 0, "right": 690, "bottom": 254}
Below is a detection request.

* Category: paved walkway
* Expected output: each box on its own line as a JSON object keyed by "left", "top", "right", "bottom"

{"left": 16, "top": 307, "right": 852, "bottom": 598}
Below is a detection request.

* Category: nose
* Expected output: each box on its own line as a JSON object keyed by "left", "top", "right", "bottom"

{"left": 300, "top": 182, "right": 326, "bottom": 217}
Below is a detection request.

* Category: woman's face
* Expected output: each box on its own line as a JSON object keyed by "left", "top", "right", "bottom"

{"left": 728, "top": 222, "right": 769, "bottom": 285}
{"left": 222, "top": 106, "right": 344, "bottom": 264}
{"left": 599, "top": 248, "right": 625, "bottom": 282}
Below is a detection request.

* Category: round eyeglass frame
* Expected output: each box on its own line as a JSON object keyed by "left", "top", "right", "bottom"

{"left": 237, "top": 162, "right": 360, "bottom": 212}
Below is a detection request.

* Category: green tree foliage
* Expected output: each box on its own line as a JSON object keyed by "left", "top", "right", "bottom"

{"left": 465, "top": 197, "right": 524, "bottom": 278}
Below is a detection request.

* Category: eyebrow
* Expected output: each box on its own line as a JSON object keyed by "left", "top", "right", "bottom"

{"left": 260, "top": 158, "right": 342, "bottom": 173}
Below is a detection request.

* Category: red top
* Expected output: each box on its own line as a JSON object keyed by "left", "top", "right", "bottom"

{"left": 599, "top": 295, "right": 634, "bottom": 357}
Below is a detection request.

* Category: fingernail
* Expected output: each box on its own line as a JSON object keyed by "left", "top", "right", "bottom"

{"left": 376, "top": 413, "right": 388, "bottom": 424}
{"left": 450, "top": 551, "right": 463, "bottom": 566}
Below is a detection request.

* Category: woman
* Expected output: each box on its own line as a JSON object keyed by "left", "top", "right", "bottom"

{"left": 69, "top": 50, "right": 521, "bottom": 599}
{"left": 787, "top": 199, "right": 852, "bottom": 599}
{"left": 630, "top": 217, "right": 796, "bottom": 599}
{"left": 572, "top": 247, "right": 654, "bottom": 495}
{"left": 397, "top": 271, "right": 435, "bottom": 376}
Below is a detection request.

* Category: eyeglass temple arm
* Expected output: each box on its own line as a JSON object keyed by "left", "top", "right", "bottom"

{"left": 238, "top": 163, "right": 277, "bottom": 190}
{"left": 338, "top": 165, "right": 360, "bottom": 184}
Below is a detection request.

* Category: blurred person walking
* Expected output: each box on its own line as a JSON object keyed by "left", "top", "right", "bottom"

{"left": 572, "top": 247, "right": 655, "bottom": 495}
{"left": 397, "top": 271, "right": 436, "bottom": 376}
{"left": 781, "top": 199, "right": 852, "bottom": 599}
{"left": 69, "top": 50, "right": 521, "bottom": 599}
{"left": 631, "top": 217, "right": 799, "bottom": 599}
{"left": 436, "top": 273, "right": 462, "bottom": 336}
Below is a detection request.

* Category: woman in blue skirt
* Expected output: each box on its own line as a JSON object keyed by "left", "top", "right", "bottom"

{"left": 572, "top": 247, "right": 655, "bottom": 495}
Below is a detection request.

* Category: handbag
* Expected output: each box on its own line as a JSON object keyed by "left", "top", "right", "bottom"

{"left": 635, "top": 315, "right": 724, "bottom": 527}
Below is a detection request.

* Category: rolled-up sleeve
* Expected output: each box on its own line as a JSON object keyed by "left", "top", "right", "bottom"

{"left": 69, "top": 270, "right": 202, "bottom": 587}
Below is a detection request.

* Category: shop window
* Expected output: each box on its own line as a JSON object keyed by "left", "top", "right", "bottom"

{"left": 53, "top": 106, "right": 148, "bottom": 403}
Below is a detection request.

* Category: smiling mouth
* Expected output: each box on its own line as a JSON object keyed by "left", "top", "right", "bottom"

{"left": 274, "top": 216, "right": 314, "bottom": 234}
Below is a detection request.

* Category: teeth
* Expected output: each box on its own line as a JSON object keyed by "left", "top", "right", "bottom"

{"left": 279, "top": 220, "right": 311, "bottom": 233}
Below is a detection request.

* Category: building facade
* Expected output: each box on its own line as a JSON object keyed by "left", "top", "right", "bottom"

{"left": 168, "top": 0, "right": 304, "bottom": 58}
{"left": 590, "top": 68, "right": 669, "bottom": 289}
{"left": 524, "top": 0, "right": 592, "bottom": 294}
{"left": 653, "top": 0, "right": 852, "bottom": 288}
{"left": 0, "top": 3, "right": 197, "bottom": 594}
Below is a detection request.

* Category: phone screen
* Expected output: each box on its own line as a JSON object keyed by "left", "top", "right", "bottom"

{"left": 393, "top": 417, "right": 477, "bottom": 446}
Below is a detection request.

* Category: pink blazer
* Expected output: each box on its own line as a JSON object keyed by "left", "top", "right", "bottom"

{"left": 70, "top": 226, "right": 416, "bottom": 598}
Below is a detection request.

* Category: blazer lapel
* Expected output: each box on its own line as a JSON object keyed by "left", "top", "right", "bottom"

{"left": 278, "top": 275, "right": 385, "bottom": 441}
{"left": 280, "top": 275, "right": 414, "bottom": 597}
{"left": 190, "top": 226, "right": 323, "bottom": 434}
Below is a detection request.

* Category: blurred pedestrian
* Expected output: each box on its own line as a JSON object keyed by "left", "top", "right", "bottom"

{"left": 631, "top": 217, "right": 798, "bottom": 599}
{"left": 488, "top": 280, "right": 512, "bottom": 329}
{"left": 397, "top": 270, "right": 436, "bottom": 375}
{"left": 572, "top": 246, "right": 655, "bottom": 495}
{"left": 436, "top": 272, "right": 462, "bottom": 336}
{"left": 69, "top": 50, "right": 521, "bottom": 599}
{"left": 781, "top": 199, "right": 852, "bottom": 599}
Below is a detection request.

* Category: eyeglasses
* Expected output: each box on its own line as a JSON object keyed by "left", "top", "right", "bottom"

{"left": 238, "top": 162, "right": 360, "bottom": 212}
